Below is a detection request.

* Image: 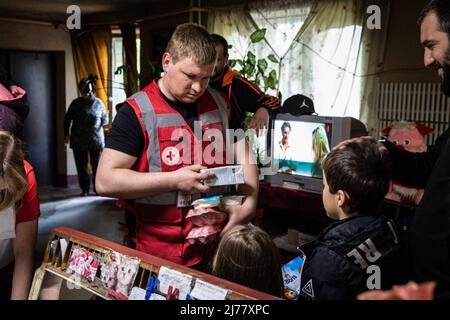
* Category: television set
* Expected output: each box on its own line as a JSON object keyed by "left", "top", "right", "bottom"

{"left": 264, "top": 114, "right": 368, "bottom": 194}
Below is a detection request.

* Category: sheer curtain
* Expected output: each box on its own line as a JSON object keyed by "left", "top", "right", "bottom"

{"left": 207, "top": 0, "right": 390, "bottom": 129}
{"left": 207, "top": 5, "right": 256, "bottom": 60}
{"left": 248, "top": 0, "right": 313, "bottom": 98}
{"left": 289, "top": 0, "right": 389, "bottom": 128}
{"left": 207, "top": 1, "right": 312, "bottom": 98}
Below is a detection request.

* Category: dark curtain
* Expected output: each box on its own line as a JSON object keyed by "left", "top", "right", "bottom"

{"left": 120, "top": 24, "right": 139, "bottom": 97}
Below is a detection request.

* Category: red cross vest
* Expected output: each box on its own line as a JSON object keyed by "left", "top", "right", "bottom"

{"left": 122, "top": 80, "right": 230, "bottom": 266}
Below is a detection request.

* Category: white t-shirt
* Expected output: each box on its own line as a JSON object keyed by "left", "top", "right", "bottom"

{"left": 278, "top": 141, "right": 293, "bottom": 161}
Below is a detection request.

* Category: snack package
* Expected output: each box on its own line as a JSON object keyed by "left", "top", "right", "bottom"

{"left": 282, "top": 253, "right": 306, "bottom": 300}
{"left": 187, "top": 196, "right": 228, "bottom": 241}
{"left": 112, "top": 255, "right": 140, "bottom": 299}
{"left": 186, "top": 224, "right": 226, "bottom": 244}
{"left": 186, "top": 207, "right": 227, "bottom": 226}
{"left": 100, "top": 251, "right": 140, "bottom": 299}
{"left": 200, "top": 165, "right": 245, "bottom": 187}
{"left": 220, "top": 195, "right": 245, "bottom": 207}
{"left": 100, "top": 251, "right": 121, "bottom": 290}
{"left": 67, "top": 246, "right": 100, "bottom": 282}
{"left": 192, "top": 195, "right": 222, "bottom": 209}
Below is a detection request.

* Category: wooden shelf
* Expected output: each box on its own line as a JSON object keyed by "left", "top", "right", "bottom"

{"left": 29, "top": 226, "right": 280, "bottom": 300}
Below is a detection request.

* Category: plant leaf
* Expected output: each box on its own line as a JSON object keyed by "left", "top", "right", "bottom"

{"left": 278, "top": 91, "right": 283, "bottom": 102}
{"left": 247, "top": 52, "right": 256, "bottom": 66}
{"left": 257, "top": 59, "right": 268, "bottom": 74}
{"left": 247, "top": 66, "right": 256, "bottom": 78}
{"left": 243, "top": 63, "right": 255, "bottom": 77}
{"left": 267, "top": 69, "right": 278, "bottom": 89}
{"left": 228, "top": 59, "right": 237, "bottom": 68}
{"left": 250, "top": 28, "right": 266, "bottom": 43}
{"left": 267, "top": 54, "right": 279, "bottom": 63}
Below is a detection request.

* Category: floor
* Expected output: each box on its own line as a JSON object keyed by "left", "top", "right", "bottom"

{"left": 36, "top": 186, "right": 125, "bottom": 299}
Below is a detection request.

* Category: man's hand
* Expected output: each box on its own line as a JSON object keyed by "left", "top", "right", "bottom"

{"left": 219, "top": 203, "right": 255, "bottom": 236}
{"left": 357, "top": 281, "right": 436, "bottom": 300}
{"left": 64, "top": 136, "right": 70, "bottom": 146}
{"left": 172, "top": 164, "right": 216, "bottom": 193}
{"left": 249, "top": 107, "right": 269, "bottom": 135}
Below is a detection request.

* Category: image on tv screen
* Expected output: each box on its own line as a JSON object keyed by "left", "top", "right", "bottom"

{"left": 273, "top": 120, "right": 332, "bottom": 178}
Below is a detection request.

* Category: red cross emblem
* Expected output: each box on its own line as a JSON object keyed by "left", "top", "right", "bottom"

{"left": 162, "top": 147, "right": 180, "bottom": 166}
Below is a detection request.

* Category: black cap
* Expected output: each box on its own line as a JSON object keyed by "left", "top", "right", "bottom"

{"left": 281, "top": 94, "right": 315, "bottom": 116}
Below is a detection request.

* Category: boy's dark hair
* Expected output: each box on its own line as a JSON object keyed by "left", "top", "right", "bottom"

{"left": 323, "top": 139, "right": 391, "bottom": 215}
{"left": 211, "top": 34, "right": 229, "bottom": 57}
{"left": 281, "top": 122, "right": 291, "bottom": 132}
{"left": 418, "top": 0, "right": 450, "bottom": 40}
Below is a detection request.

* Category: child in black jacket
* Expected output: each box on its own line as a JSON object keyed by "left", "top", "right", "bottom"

{"left": 300, "top": 139, "right": 406, "bottom": 300}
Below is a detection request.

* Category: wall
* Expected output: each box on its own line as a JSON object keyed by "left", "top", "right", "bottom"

{"left": 380, "top": 0, "right": 439, "bottom": 83}
{"left": 0, "top": 19, "right": 78, "bottom": 185}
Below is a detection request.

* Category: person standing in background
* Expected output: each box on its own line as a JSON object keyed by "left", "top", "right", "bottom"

{"left": 64, "top": 74, "right": 108, "bottom": 196}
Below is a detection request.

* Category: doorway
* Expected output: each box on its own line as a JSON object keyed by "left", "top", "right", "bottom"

{"left": 1, "top": 49, "right": 57, "bottom": 186}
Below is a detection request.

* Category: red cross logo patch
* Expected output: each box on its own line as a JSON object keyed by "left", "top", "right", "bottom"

{"left": 161, "top": 146, "right": 180, "bottom": 166}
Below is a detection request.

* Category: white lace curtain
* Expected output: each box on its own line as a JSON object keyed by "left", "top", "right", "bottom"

{"left": 207, "top": 0, "right": 390, "bottom": 132}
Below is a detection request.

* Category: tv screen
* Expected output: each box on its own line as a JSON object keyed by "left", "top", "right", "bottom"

{"left": 273, "top": 120, "right": 332, "bottom": 179}
{"left": 265, "top": 114, "right": 367, "bottom": 194}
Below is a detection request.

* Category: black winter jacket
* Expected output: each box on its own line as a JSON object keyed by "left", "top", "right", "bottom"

{"left": 64, "top": 97, "right": 108, "bottom": 150}
{"left": 299, "top": 214, "right": 405, "bottom": 300}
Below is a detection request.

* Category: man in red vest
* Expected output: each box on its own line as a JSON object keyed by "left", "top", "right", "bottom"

{"left": 96, "top": 23, "right": 258, "bottom": 269}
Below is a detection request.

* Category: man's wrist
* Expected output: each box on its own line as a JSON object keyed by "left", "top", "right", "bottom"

{"left": 165, "top": 171, "right": 178, "bottom": 191}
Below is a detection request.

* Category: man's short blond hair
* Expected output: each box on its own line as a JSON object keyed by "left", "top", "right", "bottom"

{"left": 166, "top": 23, "right": 216, "bottom": 65}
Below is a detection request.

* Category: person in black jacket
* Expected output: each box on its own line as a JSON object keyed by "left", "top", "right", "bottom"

{"left": 64, "top": 75, "right": 108, "bottom": 196}
{"left": 335, "top": 0, "right": 450, "bottom": 300}
{"left": 299, "top": 139, "right": 405, "bottom": 300}
{"left": 381, "top": 0, "right": 450, "bottom": 299}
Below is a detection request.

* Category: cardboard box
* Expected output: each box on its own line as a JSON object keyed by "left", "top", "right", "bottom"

{"left": 201, "top": 165, "right": 245, "bottom": 187}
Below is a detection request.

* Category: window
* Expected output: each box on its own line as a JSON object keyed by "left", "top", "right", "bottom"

{"left": 111, "top": 36, "right": 126, "bottom": 120}
{"left": 110, "top": 28, "right": 140, "bottom": 120}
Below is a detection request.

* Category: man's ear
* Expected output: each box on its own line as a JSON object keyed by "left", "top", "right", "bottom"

{"left": 336, "top": 190, "right": 349, "bottom": 208}
{"left": 162, "top": 52, "right": 171, "bottom": 73}
{"left": 225, "top": 54, "right": 229, "bottom": 66}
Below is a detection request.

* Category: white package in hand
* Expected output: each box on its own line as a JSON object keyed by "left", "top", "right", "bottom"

{"left": 200, "top": 165, "right": 245, "bottom": 187}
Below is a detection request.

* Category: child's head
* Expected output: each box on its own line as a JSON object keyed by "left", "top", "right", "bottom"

{"left": 322, "top": 139, "right": 391, "bottom": 219}
{"left": 212, "top": 224, "right": 283, "bottom": 297}
{"left": 0, "top": 131, "right": 27, "bottom": 211}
